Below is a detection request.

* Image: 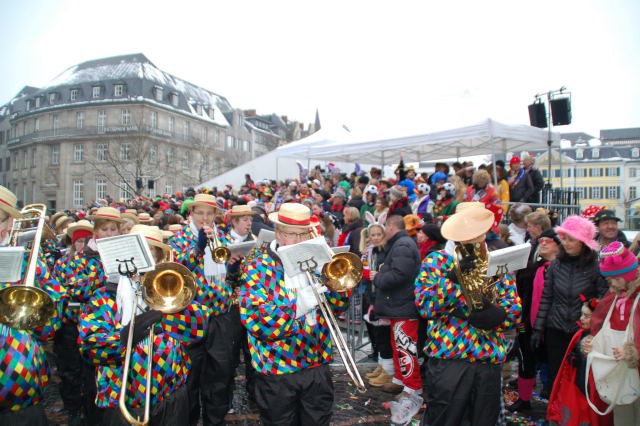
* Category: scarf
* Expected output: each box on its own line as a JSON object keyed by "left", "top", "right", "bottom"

{"left": 531, "top": 261, "right": 550, "bottom": 327}
{"left": 116, "top": 276, "right": 147, "bottom": 326}
{"left": 188, "top": 218, "right": 226, "bottom": 282}
{"left": 510, "top": 168, "right": 525, "bottom": 188}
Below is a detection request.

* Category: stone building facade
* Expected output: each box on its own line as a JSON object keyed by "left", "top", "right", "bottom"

{"left": 0, "top": 53, "right": 294, "bottom": 210}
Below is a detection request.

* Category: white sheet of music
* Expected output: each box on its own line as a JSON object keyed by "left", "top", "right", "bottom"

{"left": 256, "top": 229, "right": 275, "bottom": 247}
{"left": 95, "top": 234, "right": 156, "bottom": 276}
{"left": 229, "top": 240, "right": 257, "bottom": 256}
{"left": 278, "top": 236, "right": 333, "bottom": 277}
{"left": 332, "top": 245, "right": 351, "bottom": 254}
{"left": 0, "top": 247, "right": 25, "bottom": 282}
{"left": 487, "top": 243, "right": 532, "bottom": 276}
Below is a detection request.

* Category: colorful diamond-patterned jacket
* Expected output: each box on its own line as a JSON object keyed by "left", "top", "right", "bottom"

{"left": 1, "top": 256, "right": 66, "bottom": 413}
{"left": 78, "top": 283, "right": 211, "bottom": 408}
{"left": 414, "top": 250, "right": 521, "bottom": 364}
{"left": 239, "top": 247, "right": 349, "bottom": 375}
{"left": 54, "top": 247, "right": 107, "bottom": 324}
{"left": 170, "top": 225, "right": 235, "bottom": 315}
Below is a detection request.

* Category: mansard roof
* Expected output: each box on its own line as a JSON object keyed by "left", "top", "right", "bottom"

{"left": 7, "top": 53, "right": 233, "bottom": 127}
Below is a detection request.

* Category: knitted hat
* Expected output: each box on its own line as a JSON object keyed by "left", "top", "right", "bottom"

{"left": 555, "top": 215, "right": 598, "bottom": 250}
{"left": 421, "top": 223, "right": 446, "bottom": 244}
{"left": 538, "top": 228, "right": 561, "bottom": 245}
{"left": 599, "top": 241, "right": 639, "bottom": 283}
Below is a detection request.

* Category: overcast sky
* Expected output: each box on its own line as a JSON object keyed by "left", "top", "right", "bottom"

{"left": 1, "top": 0, "right": 638, "bottom": 140}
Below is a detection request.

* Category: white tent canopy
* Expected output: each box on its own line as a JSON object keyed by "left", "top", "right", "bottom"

{"left": 275, "top": 118, "right": 561, "bottom": 166}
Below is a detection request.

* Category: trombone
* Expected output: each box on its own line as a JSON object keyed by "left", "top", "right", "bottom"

{"left": 207, "top": 225, "right": 230, "bottom": 263}
{"left": 299, "top": 251, "right": 367, "bottom": 392}
{"left": 0, "top": 204, "right": 55, "bottom": 330}
{"left": 118, "top": 255, "right": 196, "bottom": 425}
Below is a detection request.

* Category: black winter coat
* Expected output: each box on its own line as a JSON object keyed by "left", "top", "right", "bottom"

{"left": 373, "top": 230, "right": 421, "bottom": 319}
{"left": 533, "top": 255, "right": 607, "bottom": 335}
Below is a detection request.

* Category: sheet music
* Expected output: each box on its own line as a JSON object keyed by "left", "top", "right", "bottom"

{"left": 487, "top": 243, "right": 532, "bottom": 276}
{"left": 277, "top": 236, "right": 334, "bottom": 277}
{"left": 257, "top": 229, "right": 275, "bottom": 247}
{"left": 0, "top": 247, "right": 25, "bottom": 282}
{"left": 332, "top": 245, "right": 351, "bottom": 254}
{"left": 229, "top": 240, "right": 257, "bottom": 256}
{"left": 95, "top": 234, "right": 156, "bottom": 276}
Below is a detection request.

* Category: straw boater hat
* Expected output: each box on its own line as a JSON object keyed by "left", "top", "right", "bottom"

{"left": 66, "top": 220, "right": 94, "bottom": 243}
{"left": 161, "top": 230, "right": 174, "bottom": 242}
{"left": 441, "top": 205, "right": 494, "bottom": 242}
{"left": 228, "top": 205, "right": 257, "bottom": 217}
{"left": 189, "top": 193, "right": 220, "bottom": 211}
{"left": 50, "top": 211, "right": 67, "bottom": 226}
{"left": 121, "top": 209, "right": 140, "bottom": 224}
{"left": 55, "top": 215, "right": 74, "bottom": 230}
{"left": 130, "top": 224, "right": 170, "bottom": 255}
{"left": 168, "top": 224, "right": 183, "bottom": 233}
{"left": 0, "top": 185, "right": 22, "bottom": 219}
{"left": 268, "top": 203, "right": 312, "bottom": 229}
{"left": 88, "top": 206, "right": 123, "bottom": 223}
{"left": 137, "top": 212, "right": 153, "bottom": 224}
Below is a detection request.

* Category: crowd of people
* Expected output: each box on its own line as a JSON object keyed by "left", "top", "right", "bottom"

{"left": 0, "top": 151, "right": 639, "bottom": 426}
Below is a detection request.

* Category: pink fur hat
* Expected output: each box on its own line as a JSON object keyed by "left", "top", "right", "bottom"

{"left": 555, "top": 215, "right": 598, "bottom": 251}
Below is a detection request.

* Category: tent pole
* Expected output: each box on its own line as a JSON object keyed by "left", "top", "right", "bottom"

{"left": 492, "top": 137, "right": 498, "bottom": 188}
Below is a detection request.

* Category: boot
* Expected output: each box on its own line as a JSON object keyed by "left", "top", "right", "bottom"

{"left": 506, "top": 398, "right": 531, "bottom": 412}
{"left": 368, "top": 372, "right": 393, "bottom": 387}
{"left": 366, "top": 365, "right": 384, "bottom": 379}
{"left": 381, "top": 381, "right": 404, "bottom": 394}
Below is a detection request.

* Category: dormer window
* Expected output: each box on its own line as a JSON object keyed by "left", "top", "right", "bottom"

{"left": 35, "top": 97, "right": 41, "bottom": 108}
{"left": 632, "top": 148, "right": 639, "bottom": 158}
{"left": 154, "top": 86, "right": 163, "bottom": 101}
{"left": 114, "top": 84, "right": 125, "bottom": 97}
{"left": 208, "top": 107, "right": 215, "bottom": 120}
{"left": 26, "top": 100, "right": 31, "bottom": 111}
{"left": 70, "top": 89, "right": 80, "bottom": 101}
{"left": 92, "top": 86, "right": 101, "bottom": 99}
{"left": 197, "top": 104, "right": 203, "bottom": 115}
{"left": 592, "top": 148, "right": 600, "bottom": 158}
{"left": 171, "top": 92, "right": 179, "bottom": 107}
{"left": 49, "top": 93, "right": 56, "bottom": 104}
{"left": 576, "top": 148, "right": 584, "bottom": 159}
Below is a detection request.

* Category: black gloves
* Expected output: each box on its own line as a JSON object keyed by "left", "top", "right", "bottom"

{"left": 197, "top": 228, "right": 208, "bottom": 253}
{"left": 468, "top": 297, "right": 506, "bottom": 331}
{"left": 120, "top": 310, "right": 163, "bottom": 347}
{"left": 530, "top": 331, "right": 543, "bottom": 350}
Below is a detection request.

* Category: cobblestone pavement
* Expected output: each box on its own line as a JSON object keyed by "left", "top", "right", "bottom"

{"left": 43, "top": 342, "right": 549, "bottom": 425}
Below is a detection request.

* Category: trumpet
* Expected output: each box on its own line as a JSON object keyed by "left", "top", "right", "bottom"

{"left": 0, "top": 204, "right": 55, "bottom": 330}
{"left": 118, "top": 258, "right": 196, "bottom": 425}
{"left": 207, "top": 226, "right": 230, "bottom": 263}
{"left": 300, "top": 251, "right": 367, "bottom": 392}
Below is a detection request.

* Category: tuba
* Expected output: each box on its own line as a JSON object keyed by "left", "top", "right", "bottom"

{"left": 118, "top": 252, "right": 196, "bottom": 426}
{"left": 0, "top": 204, "right": 55, "bottom": 330}
{"left": 452, "top": 242, "right": 498, "bottom": 311}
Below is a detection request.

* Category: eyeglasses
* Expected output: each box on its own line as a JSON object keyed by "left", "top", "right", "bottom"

{"left": 279, "top": 230, "right": 311, "bottom": 240}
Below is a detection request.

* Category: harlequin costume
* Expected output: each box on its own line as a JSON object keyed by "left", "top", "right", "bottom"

{"left": 414, "top": 207, "right": 522, "bottom": 425}
{"left": 169, "top": 194, "right": 240, "bottom": 426}
{"left": 238, "top": 203, "right": 349, "bottom": 425}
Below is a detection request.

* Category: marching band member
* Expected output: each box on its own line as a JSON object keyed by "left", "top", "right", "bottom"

{"left": 0, "top": 185, "right": 65, "bottom": 425}
{"left": 239, "top": 203, "right": 349, "bottom": 425}
{"left": 169, "top": 193, "right": 239, "bottom": 426}
{"left": 78, "top": 224, "right": 210, "bottom": 425}
{"left": 415, "top": 206, "right": 522, "bottom": 425}
{"left": 52, "top": 219, "right": 94, "bottom": 426}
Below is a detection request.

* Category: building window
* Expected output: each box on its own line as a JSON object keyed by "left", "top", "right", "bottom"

{"left": 96, "top": 143, "right": 107, "bottom": 162}
{"left": 166, "top": 148, "right": 174, "bottom": 165}
{"left": 74, "top": 144, "right": 84, "bottom": 162}
{"left": 149, "top": 145, "right": 157, "bottom": 164}
{"left": 70, "top": 89, "right": 80, "bottom": 101}
{"left": 182, "top": 151, "right": 190, "bottom": 170}
{"left": 605, "top": 167, "right": 620, "bottom": 177}
{"left": 35, "top": 97, "right": 41, "bottom": 108}
{"left": 631, "top": 187, "right": 637, "bottom": 199}
{"left": 76, "top": 111, "right": 85, "bottom": 129}
{"left": 154, "top": 86, "right": 163, "bottom": 101}
{"left": 575, "top": 168, "right": 587, "bottom": 178}
{"left": 208, "top": 107, "right": 215, "bottom": 120}
{"left": 119, "top": 180, "right": 129, "bottom": 200}
{"left": 592, "top": 148, "right": 600, "bottom": 158}
{"left": 120, "top": 143, "right": 130, "bottom": 161}
{"left": 23, "top": 150, "right": 28, "bottom": 169}
{"left": 226, "top": 136, "right": 234, "bottom": 149}
{"left": 165, "top": 183, "right": 173, "bottom": 195}
{"left": 183, "top": 121, "right": 190, "bottom": 140}
{"left": 590, "top": 186, "right": 602, "bottom": 199}
{"left": 49, "top": 93, "right": 56, "bottom": 104}
{"left": 122, "top": 109, "right": 130, "bottom": 125}
{"left": 51, "top": 145, "right": 59, "bottom": 165}
{"left": 114, "top": 84, "right": 124, "bottom": 97}
{"left": 630, "top": 168, "right": 637, "bottom": 178}
{"left": 171, "top": 93, "right": 178, "bottom": 107}
{"left": 31, "top": 148, "right": 36, "bottom": 168}
{"left": 202, "top": 127, "right": 207, "bottom": 142}
{"left": 96, "top": 178, "right": 107, "bottom": 200}
{"left": 73, "top": 179, "right": 84, "bottom": 207}
{"left": 26, "top": 100, "right": 31, "bottom": 111}
{"left": 168, "top": 117, "right": 174, "bottom": 134}
{"left": 52, "top": 114, "right": 59, "bottom": 136}
{"left": 589, "top": 168, "right": 603, "bottom": 177}
{"left": 633, "top": 148, "right": 640, "bottom": 158}
{"left": 243, "top": 140, "right": 250, "bottom": 152}
{"left": 606, "top": 186, "right": 620, "bottom": 199}
{"left": 34, "top": 118, "right": 40, "bottom": 132}
{"left": 97, "top": 110, "right": 106, "bottom": 132}
{"left": 151, "top": 111, "right": 158, "bottom": 129}
{"left": 92, "top": 86, "right": 101, "bottom": 98}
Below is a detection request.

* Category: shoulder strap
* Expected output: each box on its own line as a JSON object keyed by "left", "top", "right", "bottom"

{"left": 624, "top": 293, "right": 640, "bottom": 341}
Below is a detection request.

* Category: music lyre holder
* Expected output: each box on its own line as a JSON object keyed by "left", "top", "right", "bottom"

{"left": 297, "top": 257, "right": 367, "bottom": 393}
{"left": 117, "top": 257, "right": 138, "bottom": 278}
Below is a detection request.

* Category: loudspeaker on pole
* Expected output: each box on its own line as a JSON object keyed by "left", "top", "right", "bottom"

{"left": 550, "top": 97, "right": 572, "bottom": 125}
{"left": 528, "top": 102, "right": 547, "bottom": 128}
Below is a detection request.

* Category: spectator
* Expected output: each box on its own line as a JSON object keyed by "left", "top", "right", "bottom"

{"left": 416, "top": 223, "right": 446, "bottom": 260}
{"left": 594, "top": 209, "right": 630, "bottom": 250}
{"left": 490, "top": 165, "right": 510, "bottom": 213}
{"left": 374, "top": 196, "right": 389, "bottom": 222}
{"left": 412, "top": 183, "right": 433, "bottom": 220}
{"left": 522, "top": 153, "right": 545, "bottom": 204}
{"left": 432, "top": 183, "right": 458, "bottom": 224}
{"left": 388, "top": 186, "right": 412, "bottom": 217}
{"left": 508, "top": 156, "right": 535, "bottom": 203}
{"left": 361, "top": 184, "right": 379, "bottom": 223}
{"left": 464, "top": 169, "right": 503, "bottom": 229}
{"left": 347, "top": 186, "right": 365, "bottom": 211}
{"left": 508, "top": 204, "right": 532, "bottom": 245}
{"left": 251, "top": 205, "right": 274, "bottom": 235}
{"left": 337, "top": 206, "right": 364, "bottom": 255}
{"left": 329, "top": 192, "right": 347, "bottom": 230}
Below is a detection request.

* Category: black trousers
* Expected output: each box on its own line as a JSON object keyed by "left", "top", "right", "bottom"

{"left": 185, "top": 341, "right": 206, "bottom": 426}
{"left": 53, "top": 321, "right": 83, "bottom": 412}
{"left": 375, "top": 324, "right": 392, "bottom": 359}
{"left": 255, "top": 364, "right": 334, "bottom": 426}
{"left": 0, "top": 403, "right": 48, "bottom": 426}
{"left": 515, "top": 330, "right": 536, "bottom": 378}
{"left": 100, "top": 384, "right": 188, "bottom": 426}
{"left": 83, "top": 363, "right": 102, "bottom": 425}
{"left": 201, "top": 306, "right": 243, "bottom": 426}
{"left": 421, "top": 357, "right": 502, "bottom": 426}
{"left": 545, "top": 327, "right": 574, "bottom": 392}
